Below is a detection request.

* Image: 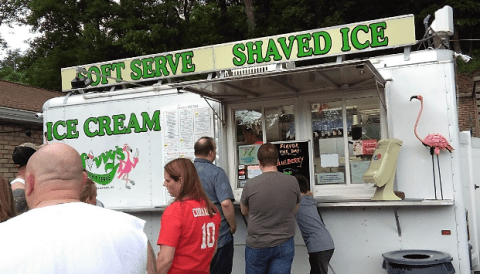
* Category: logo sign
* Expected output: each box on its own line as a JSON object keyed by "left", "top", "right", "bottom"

{"left": 45, "top": 110, "right": 161, "bottom": 141}
{"left": 61, "top": 15, "right": 415, "bottom": 91}
{"left": 82, "top": 144, "right": 139, "bottom": 187}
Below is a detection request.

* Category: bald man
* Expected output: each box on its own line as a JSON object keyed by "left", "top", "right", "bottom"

{"left": 0, "top": 143, "right": 157, "bottom": 274}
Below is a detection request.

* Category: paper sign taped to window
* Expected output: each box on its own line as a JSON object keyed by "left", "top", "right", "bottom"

{"left": 247, "top": 165, "right": 262, "bottom": 179}
{"left": 317, "top": 172, "right": 345, "bottom": 184}
{"left": 320, "top": 153, "right": 339, "bottom": 167}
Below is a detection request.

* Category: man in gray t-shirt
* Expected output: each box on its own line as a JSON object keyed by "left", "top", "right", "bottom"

{"left": 241, "top": 143, "right": 300, "bottom": 274}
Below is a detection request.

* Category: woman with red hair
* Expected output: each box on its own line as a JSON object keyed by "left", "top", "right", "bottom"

{"left": 156, "top": 158, "right": 221, "bottom": 274}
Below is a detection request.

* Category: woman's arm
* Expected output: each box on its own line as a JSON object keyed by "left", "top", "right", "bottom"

{"left": 156, "top": 245, "right": 176, "bottom": 274}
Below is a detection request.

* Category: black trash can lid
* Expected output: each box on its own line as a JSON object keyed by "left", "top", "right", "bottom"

{"left": 382, "top": 250, "right": 453, "bottom": 266}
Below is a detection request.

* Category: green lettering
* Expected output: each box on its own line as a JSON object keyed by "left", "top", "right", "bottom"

{"left": 370, "top": 22, "right": 388, "bottom": 47}
{"left": 340, "top": 27, "right": 351, "bottom": 52}
{"left": 88, "top": 66, "right": 101, "bottom": 86}
{"left": 312, "top": 32, "right": 332, "bottom": 55}
{"left": 66, "top": 119, "right": 79, "bottom": 139}
{"left": 141, "top": 110, "right": 161, "bottom": 131}
{"left": 166, "top": 53, "right": 182, "bottom": 75}
{"left": 100, "top": 64, "right": 112, "bottom": 84}
{"left": 80, "top": 153, "right": 88, "bottom": 169}
{"left": 130, "top": 59, "right": 142, "bottom": 80}
{"left": 97, "top": 116, "right": 113, "bottom": 136}
{"left": 264, "top": 39, "right": 282, "bottom": 62}
{"left": 46, "top": 122, "right": 54, "bottom": 141}
{"left": 232, "top": 44, "right": 246, "bottom": 66}
{"left": 116, "top": 146, "right": 125, "bottom": 160}
{"left": 126, "top": 113, "right": 142, "bottom": 133}
{"left": 246, "top": 41, "right": 264, "bottom": 64}
{"left": 296, "top": 34, "right": 313, "bottom": 57}
{"left": 351, "top": 25, "right": 370, "bottom": 50}
{"left": 142, "top": 57, "right": 155, "bottom": 79}
{"left": 154, "top": 56, "right": 169, "bottom": 76}
{"left": 277, "top": 36, "right": 296, "bottom": 59}
{"left": 53, "top": 120, "right": 67, "bottom": 140}
{"left": 181, "top": 51, "right": 195, "bottom": 73}
{"left": 112, "top": 114, "right": 127, "bottom": 134}
{"left": 111, "top": 62, "right": 125, "bottom": 82}
{"left": 84, "top": 117, "right": 99, "bottom": 137}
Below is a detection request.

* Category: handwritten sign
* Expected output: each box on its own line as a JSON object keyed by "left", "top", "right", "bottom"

{"left": 273, "top": 140, "right": 311, "bottom": 182}
{"left": 238, "top": 145, "right": 260, "bottom": 165}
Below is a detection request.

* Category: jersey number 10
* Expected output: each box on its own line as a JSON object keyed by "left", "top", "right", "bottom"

{"left": 201, "top": 222, "right": 216, "bottom": 249}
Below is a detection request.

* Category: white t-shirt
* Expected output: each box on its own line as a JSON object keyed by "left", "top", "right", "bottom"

{"left": 9, "top": 177, "right": 25, "bottom": 185}
{"left": 0, "top": 202, "right": 148, "bottom": 273}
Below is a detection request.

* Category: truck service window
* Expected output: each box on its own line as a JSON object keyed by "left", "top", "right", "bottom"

{"left": 236, "top": 109, "right": 263, "bottom": 188}
{"left": 235, "top": 105, "right": 296, "bottom": 188}
{"left": 265, "top": 105, "right": 295, "bottom": 142}
{"left": 312, "top": 96, "right": 381, "bottom": 186}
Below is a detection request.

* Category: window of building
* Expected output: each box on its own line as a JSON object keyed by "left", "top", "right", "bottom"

{"left": 234, "top": 105, "right": 296, "bottom": 188}
{"left": 312, "top": 95, "right": 383, "bottom": 186}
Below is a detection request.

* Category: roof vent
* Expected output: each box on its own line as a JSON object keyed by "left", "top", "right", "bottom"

{"left": 225, "top": 62, "right": 295, "bottom": 77}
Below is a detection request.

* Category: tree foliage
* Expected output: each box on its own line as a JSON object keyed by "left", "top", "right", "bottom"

{"left": 0, "top": 0, "right": 479, "bottom": 90}
{"left": 0, "top": 49, "right": 29, "bottom": 84}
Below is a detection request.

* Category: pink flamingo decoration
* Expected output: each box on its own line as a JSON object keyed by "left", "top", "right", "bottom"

{"left": 117, "top": 144, "right": 139, "bottom": 189}
{"left": 410, "top": 95, "right": 454, "bottom": 199}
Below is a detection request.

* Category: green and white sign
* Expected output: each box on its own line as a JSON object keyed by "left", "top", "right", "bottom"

{"left": 61, "top": 14, "right": 415, "bottom": 91}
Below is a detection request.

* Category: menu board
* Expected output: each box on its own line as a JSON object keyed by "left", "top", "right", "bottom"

{"left": 163, "top": 105, "right": 213, "bottom": 202}
{"left": 163, "top": 105, "right": 212, "bottom": 163}
{"left": 273, "top": 140, "right": 311, "bottom": 182}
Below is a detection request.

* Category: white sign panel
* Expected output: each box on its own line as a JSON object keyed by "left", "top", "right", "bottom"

{"left": 43, "top": 92, "right": 215, "bottom": 209}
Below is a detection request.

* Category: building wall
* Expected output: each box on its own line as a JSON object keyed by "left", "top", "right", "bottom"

{"left": 0, "top": 121, "right": 43, "bottom": 182}
{"left": 457, "top": 96, "right": 479, "bottom": 137}
{"left": 456, "top": 72, "right": 480, "bottom": 137}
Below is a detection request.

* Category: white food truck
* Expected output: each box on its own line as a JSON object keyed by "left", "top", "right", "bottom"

{"left": 42, "top": 6, "right": 480, "bottom": 273}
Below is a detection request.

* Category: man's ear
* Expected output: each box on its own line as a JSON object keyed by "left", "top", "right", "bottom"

{"left": 25, "top": 173, "right": 35, "bottom": 196}
{"left": 82, "top": 171, "right": 88, "bottom": 186}
{"left": 209, "top": 150, "right": 216, "bottom": 161}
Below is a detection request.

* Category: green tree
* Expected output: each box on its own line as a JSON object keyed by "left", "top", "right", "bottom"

{"left": 0, "top": 49, "right": 29, "bottom": 84}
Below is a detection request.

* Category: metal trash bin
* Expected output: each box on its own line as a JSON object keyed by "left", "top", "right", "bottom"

{"left": 382, "top": 250, "right": 455, "bottom": 274}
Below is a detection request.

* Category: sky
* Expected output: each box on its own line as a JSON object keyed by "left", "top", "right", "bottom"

{"left": 0, "top": 23, "right": 39, "bottom": 59}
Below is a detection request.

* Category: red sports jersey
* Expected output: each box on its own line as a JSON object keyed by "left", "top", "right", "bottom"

{"left": 158, "top": 199, "right": 221, "bottom": 274}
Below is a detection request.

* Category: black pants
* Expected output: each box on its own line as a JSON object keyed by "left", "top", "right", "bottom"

{"left": 308, "top": 249, "right": 334, "bottom": 274}
{"left": 210, "top": 239, "right": 234, "bottom": 274}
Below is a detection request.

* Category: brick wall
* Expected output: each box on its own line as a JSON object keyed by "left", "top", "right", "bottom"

{"left": 456, "top": 72, "right": 480, "bottom": 138}
{"left": 0, "top": 121, "right": 43, "bottom": 182}
{"left": 457, "top": 96, "right": 479, "bottom": 137}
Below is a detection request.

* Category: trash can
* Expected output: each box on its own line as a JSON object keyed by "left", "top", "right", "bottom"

{"left": 382, "top": 250, "right": 455, "bottom": 274}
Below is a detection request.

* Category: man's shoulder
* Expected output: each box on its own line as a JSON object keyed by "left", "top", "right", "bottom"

{"left": 195, "top": 158, "right": 226, "bottom": 175}
{"left": 246, "top": 172, "right": 298, "bottom": 191}
{"left": 254, "top": 171, "right": 296, "bottom": 182}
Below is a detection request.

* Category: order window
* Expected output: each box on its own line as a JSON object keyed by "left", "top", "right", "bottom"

{"left": 312, "top": 96, "right": 382, "bottom": 186}
{"left": 235, "top": 105, "right": 295, "bottom": 188}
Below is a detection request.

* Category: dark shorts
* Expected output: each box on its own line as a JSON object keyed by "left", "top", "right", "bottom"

{"left": 308, "top": 249, "right": 334, "bottom": 274}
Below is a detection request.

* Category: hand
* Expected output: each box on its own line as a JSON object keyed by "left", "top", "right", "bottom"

{"left": 230, "top": 225, "right": 236, "bottom": 235}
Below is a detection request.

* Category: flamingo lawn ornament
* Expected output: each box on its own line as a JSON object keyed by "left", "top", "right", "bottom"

{"left": 118, "top": 144, "right": 139, "bottom": 189}
{"left": 410, "top": 95, "right": 454, "bottom": 199}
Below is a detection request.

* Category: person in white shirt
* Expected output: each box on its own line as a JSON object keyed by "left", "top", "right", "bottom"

{"left": 0, "top": 143, "right": 156, "bottom": 274}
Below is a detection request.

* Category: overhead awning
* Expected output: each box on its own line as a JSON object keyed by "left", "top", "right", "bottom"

{"left": 170, "top": 60, "right": 385, "bottom": 103}
{"left": 0, "top": 107, "right": 42, "bottom": 124}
